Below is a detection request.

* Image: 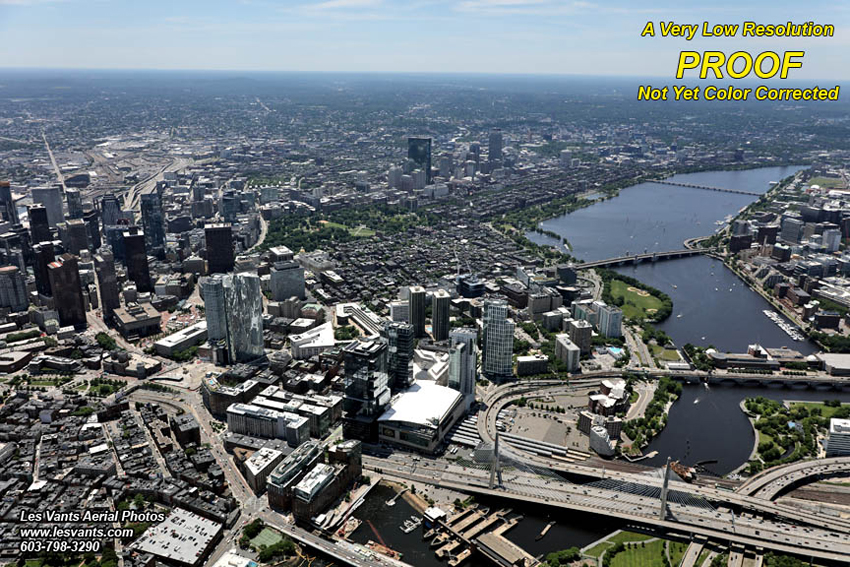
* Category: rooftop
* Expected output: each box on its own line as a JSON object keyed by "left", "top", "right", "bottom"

{"left": 378, "top": 380, "right": 462, "bottom": 428}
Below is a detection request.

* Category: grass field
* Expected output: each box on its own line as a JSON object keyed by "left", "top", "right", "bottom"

{"left": 809, "top": 176, "right": 846, "bottom": 189}
{"left": 584, "top": 531, "right": 656, "bottom": 559}
{"left": 610, "top": 539, "right": 666, "bottom": 567}
{"left": 650, "top": 344, "right": 681, "bottom": 362}
{"left": 790, "top": 401, "right": 848, "bottom": 419}
{"left": 610, "top": 279, "right": 663, "bottom": 320}
{"left": 668, "top": 541, "right": 689, "bottom": 566}
{"left": 250, "top": 527, "right": 284, "bottom": 549}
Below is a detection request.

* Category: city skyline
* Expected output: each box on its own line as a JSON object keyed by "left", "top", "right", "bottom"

{"left": 0, "top": 0, "right": 847, "bottom": 79}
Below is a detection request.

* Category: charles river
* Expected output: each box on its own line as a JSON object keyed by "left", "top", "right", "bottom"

{"left": 526, "top": 165, "right": 850, "bottom": 474}
{"left": 316, "top": 167, "right": 850, "bottom": 566}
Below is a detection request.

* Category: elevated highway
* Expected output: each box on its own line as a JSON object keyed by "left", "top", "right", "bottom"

{"left": 737, "top": 456, "right": 850, "bottom": 500}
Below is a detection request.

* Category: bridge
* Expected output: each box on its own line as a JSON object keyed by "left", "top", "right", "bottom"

{"left": 649, "top": 179, "right": 762, "bottom": 197}
{"left": 364, "top": 453, "right": 850, "bottom": 563}
{"left": 574, "top": 248, "right": 714, "bottom": 270}
{"left": 737, "top": 455, "right": 850, "bottom": 500}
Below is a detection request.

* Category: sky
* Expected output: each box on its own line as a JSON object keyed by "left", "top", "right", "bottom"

{"left": 0, "top": 0, "right": 847, "bottom": 79}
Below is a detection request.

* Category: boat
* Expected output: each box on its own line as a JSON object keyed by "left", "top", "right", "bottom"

{"left": 536, "top": 520, "right": 556, "bottom": 541}
{"left": 423, "top": 528, "right": 437, "bottom": 540}
{"left": 401, "top": 516, "right": 422, "bottom": 533}
{"left": 366, "top": 541, "right": 403, "bottom": 561}
{"left": 763, "top": 310, "right": 804, "bottom": 341}
{"left": 676, "top": 314, "right": 683, "bottom": 318}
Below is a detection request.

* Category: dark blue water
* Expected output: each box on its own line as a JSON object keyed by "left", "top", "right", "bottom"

{"left": 526, "top": 166, "right": 805, "bottom": 260}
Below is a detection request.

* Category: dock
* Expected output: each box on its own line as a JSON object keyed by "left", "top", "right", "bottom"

{"left": 428, "top": 508, "right": 540, "bottom": 567}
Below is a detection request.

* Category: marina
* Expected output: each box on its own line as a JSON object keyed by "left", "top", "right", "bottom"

{"left": 763, "top": 309, "right": 805, "bottom": 341}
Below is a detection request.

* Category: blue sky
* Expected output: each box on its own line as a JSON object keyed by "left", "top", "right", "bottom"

{"left": 0, "top": 0, "right": 847, "bottom": 78}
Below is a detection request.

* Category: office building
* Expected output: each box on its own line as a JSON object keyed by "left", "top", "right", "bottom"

{"left": 83, "top": 209, "right": 101, "bottom": 251}
{"left": 267, "top": 441, "right": 323, "bottom": 510}
{"left": 827, "top": 418, "right": 850, "bottom": 457}
{"left": 780, "top": 216, "right": 804, "bottom": 244}
{"left": 95, "top": 250, "right": 121, "bottom": 324}
{"left": 65, "top": 189, "right": 83, "bottom": 219}
{"left": 243, "top": 447, "right": 285, "bottom": 494}
{"left": 33, "top": 242, "right": 55, "bottom": 297}
{"left": 203, "top": 274, "right": 228, "bottom": 344}
{"left": 389, "top": 300, "right": 409, "bottom": 322}
{"left": 59, "top": 219, "right": 89, "bottom": 256}
{"left": 555, "top": 334, "right": 581, "bottom": 372}
{"left": 226, "top": 403, "right": 310, "bottom": 446}
{"left": 449, "top": 328, "right": 477, "bottom": 408}
{"left": 0, "top": 181, "right": 18, "bottom": 224}
{"left": 29, "top": 205, "right": 52, "bottom": 244}
{"left": 205, "top": 223, "right": 235, "bottom": 274}
{"left": 123, "top": 228, "right": 153, "bottom": 293}
{"left": 270, "top": 261, "right": 305, "bottom": 300}
{"left": 407, "top": 137, "right": 432, "bottom": 184}
{"left": 47, "top": 254, "right": 87, "bottom": 329}
{"left": 597, "top": 304, "right": 623, "bottom": 338}
{"left": 482, "top": 299, "right": 514, "bottom": 381}
{"left": 409, "top": 285, "right": 426, "bottom": 338}
{"left": 113, "top": 302, "right": 161, "bottom": 340}
{"left": 385, "top": 321, "right": 414, "bottom": 392}
{"left": 224, "top": 273, "right": 264, "bottom": 363}
{"left": 489, "top": 128, "right": 503, "bottom": 164}
{"left": 32, "top": 186, "right": 64, "bottom": 228}
{"left": 0, "top": 266, "right": 28, "bottom": 312}
{"left": 140, "top": 192, "right": 166, "bottom": 256}
{"left": 431, "top": 288, "right": 450, "bottom": 341}
{"left": 100, "top": 195, "right": 122, "bottom": 228}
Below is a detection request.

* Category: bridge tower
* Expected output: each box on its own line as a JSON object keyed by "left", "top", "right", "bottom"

{"left": 489, "top": 432, "right": 502, "bottom": 489}
{"left": 659, "top": 456, "right": 671, "bottom": 520}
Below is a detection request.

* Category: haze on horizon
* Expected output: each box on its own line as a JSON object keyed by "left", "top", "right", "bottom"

{"left": 0, "top": 0, "right": 847, "bottom": 80}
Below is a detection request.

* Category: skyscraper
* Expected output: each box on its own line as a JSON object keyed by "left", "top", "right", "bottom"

{"left": 482, "top": 299, "right": 514, "bottom": 381}
{"left": 32, "top": 186, "right": 64, "bottom": 228}
{"left": 47, "top": 254, "right": 87, "bottom": 329}
{"left": 270, "top": 261, "right": 305, "bottom": 300}
{"left": 0, "top": 181, "right": 19, "bottom": 224}
{"left": 84, "top": 209, "right": 101, "bottom": 251}
{"left": 59, "top": 219, "right": 89, "bottom": 256}
{"left": 407, "top": 137, "right": 432, "bottom": 184}
{"left": 431, "top": 288, "right": 451, "bottom": 341}
{"left": 488, "top": 128, "right": 503, "bottom": 165}
{"left": 205, "top": 223, "right": 235, "bottom": 274}
{"left": 597, "top": 304, "right": 623, "bottom": 338}
{"left": 0, "top": 266, "right": 28, "bottom": 312}
{"left": 94, "top": 249, "right": 120, "bottom": 325}
{"left": 224, "top": 272, "right": 264, "bottom": 363}
{"left": 408, "top": 285, "right": 426, "bottom": 338}
{"left": 203, "top": 274, "right": 228, "bottom": 344}
{"left": 140, "top": 192, "right": 166, "bottom": 257}
{"left": 123, "top": 228, "right": 152, "bottom": 293}
{"left": 29, "top": 205, "right": 52, "bottom": 244}
{"left": 100, "top": 195, "right": 122, "bottom": 228}
{"left": 449, "top": 327, "right": 478, "bottom": 408}
{"left": 33, "top": 242, "right": 55, "bottom": 297}
{"left": 343, "top": 339, "right": 391, "bottom": 442}
{"left": 66, "top": 189, "right": 84, "bottom": 219}
{"left": 384, "top": 321, "right": 413, "bottom": 392}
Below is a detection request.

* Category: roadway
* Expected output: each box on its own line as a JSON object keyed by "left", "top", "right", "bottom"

{"left": 124, "top": 157, "right": 192, "bottom": 211}
{"left": 737, "top": 456, "right": 850, "bottom": 500}
{"left": 363, "top": 454, "right": 850, "bottom": 563}
{"left": 42, "top": 130, "right": 66, "bottom": 192}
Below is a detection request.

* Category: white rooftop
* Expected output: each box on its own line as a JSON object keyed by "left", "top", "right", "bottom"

{"left": 132, "top": 507, "right": 222, "bottom": 565}
{"left": 830, "top": 418, "right": 850, "bottom": 435}
{"left": 378, "top": 380, "right": 462, "bottom": 428}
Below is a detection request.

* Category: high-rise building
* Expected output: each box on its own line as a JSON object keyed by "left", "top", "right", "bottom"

{"left": 94, "top": 250, "right": 120, "bottom": 325}
{"left": 449, "top": 328, "right": 477, "bottom": 408}
{"left": 47, "top": 254, "right": 87, "bottom": 329}
{"left": 11, "top": 224, "right": 31, "bottom": 267}
{"left": 59, "top": 219, "right": 89, "bottom": 256}
{"left": 33, "top": 242, "right": 55, "bottom": 297}
{"left": 219, "top": 191, "right": 240, "bottom": 222}
{"left": 384, "top": 322, "right": 413, "bottom": 392}
{"left": 482, "top": 299, "right": 514, "bottom": 381}
{"left": 568, "top": 319, "right": 593, "bottom": 354}
{"left": 0, "top": 266, "right": 28, "bottom": 312}
{"left": 597, "top": 304, "right": 623, "bottom": 338}
{"left": 224, "top": 272, "right": 264, "bottom": 363}
{"left": 83, "top": 209, "right": 101, "bottom": 251}
{"left": 431, "top": 289, "right": 451, "bottom": 341}
{"left": 554, "top": 334, "right": 581, "bottom": 372}
{"left": 488, "top": 128, "right": 503, "bottom": 164}
{"left": 123, "top": 228, "right": 152, "bottom": 293}
{"left": 29, "top": 205, "right": 52, "bottom": 244}
{"left": 0, "top": 181, "right": 18, "bottom": 224}
{"left": 205, "top": 223, "right": 235, "bottom": 274}
{"left": 66, "top": 189, "right": 84, "bottom": 220}
{"left": 407, "top": 137, "right": 432, "bottom": 184}
{"left": 408, "top": 285, "right": 426, "bottom": 338}
{"left": 780, "top": 216, "right": 804, "bottom": 244}
{"left": 203, "top": 275, "right": 228, "bottom": 345}
{"left": 100, "top": 195, "right": 122, "bottom": 228}
{"left": 32, "top": 186, "right": 64, "bottom": 228}
{"left": 270, "top": 261, "right": 305, "bottom": 300}
{"left": 343, "top": 339, "right": 391, "bottom": 442}
{"left": 140, "top": 192, "right": 166, "bottom": 256}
